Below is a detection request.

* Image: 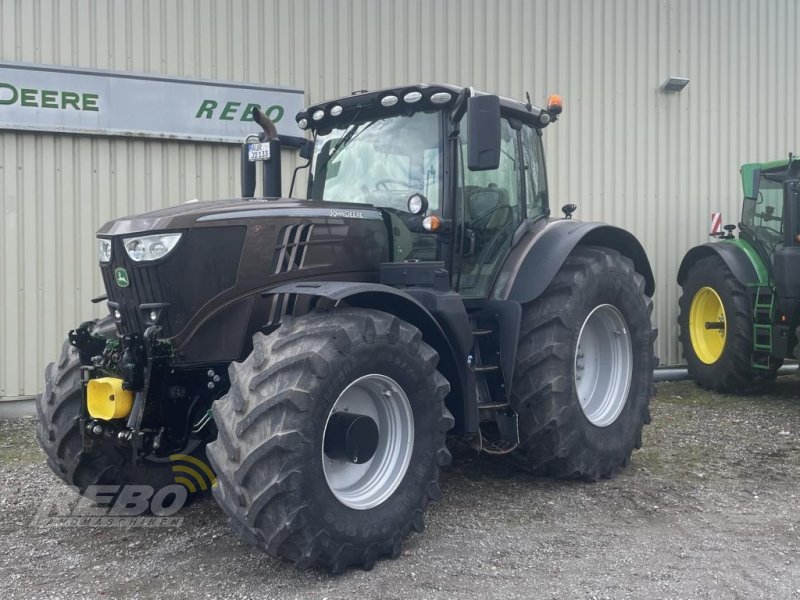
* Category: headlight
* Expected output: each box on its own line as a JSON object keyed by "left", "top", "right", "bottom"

{"left": 122, "top": 233, "right": 182, "bottom": 262}
{"left": 98, "top": 238, "right": 112, "bottom": 263}
{"left": 407, "top": 193, "right": 428, "bottom": 215}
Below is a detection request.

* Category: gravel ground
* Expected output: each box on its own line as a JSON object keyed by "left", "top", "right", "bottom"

{"left": 2, "top": 378, "right": 800, "bottom": 599}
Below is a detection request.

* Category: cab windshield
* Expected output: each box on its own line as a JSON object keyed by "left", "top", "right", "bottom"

{"left": 308, "top": 111, "right": 442, "bottom": 213}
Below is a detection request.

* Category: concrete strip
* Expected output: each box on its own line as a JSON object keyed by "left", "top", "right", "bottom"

{"left": 654, "top": 363, "right": 798, "bottom": 382}
{"left": 0, "top": 396, "right": 36, "bottom": 420}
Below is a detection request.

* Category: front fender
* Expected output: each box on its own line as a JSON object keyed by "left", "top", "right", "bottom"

{"left": 493, "top": 219, "right": 655, "bottom": 305}
{"left": 265, "top": 281, "right": 477, "bottom": 435}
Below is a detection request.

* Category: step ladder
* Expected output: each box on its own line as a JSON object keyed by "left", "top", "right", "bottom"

{"left": 469, "top": 316, "right": 518, "bottom": 454}
{"left": 750, "top": 285, "right": 775, "bottom": 370}
{"left": 469, "top": 318, "right": 505, "bottom": 407}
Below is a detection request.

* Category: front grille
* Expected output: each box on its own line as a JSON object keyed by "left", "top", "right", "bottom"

{"left": 272, "top": 223, "right": 315, "bottom": 274}
{"left": 101, "top": 226, "right": 246, "bottom": 337}
{"left": 101, "top": 255, "right": 167, "bottom": 335}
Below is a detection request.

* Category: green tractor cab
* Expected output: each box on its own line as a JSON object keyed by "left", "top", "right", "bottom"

{"left": 678, "top": 155, "right": 800, "bottom": 392}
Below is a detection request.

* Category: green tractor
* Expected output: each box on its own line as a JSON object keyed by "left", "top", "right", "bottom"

{"left": 678, "top": 155, "right": 800, "bottom": 392}
{"left": 37, "top": 84, "right": 656, "bottom": 572}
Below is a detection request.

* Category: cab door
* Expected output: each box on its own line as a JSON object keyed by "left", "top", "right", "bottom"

{"left": 455, "top": 117, "right": 524, "bottom": 298}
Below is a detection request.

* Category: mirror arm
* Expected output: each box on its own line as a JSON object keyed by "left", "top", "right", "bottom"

{"left": 288, "top": 159, "right": 311, "bottom": 198}
{"left": 450, "top": 87, "right": 472, "bottom": 123}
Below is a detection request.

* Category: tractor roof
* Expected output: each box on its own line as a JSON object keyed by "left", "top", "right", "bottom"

{"left": 740, "top": 155, "right": 799, "bottom": 198}
{"left": 295, "top": 83, "right": 555, "bottom": 134}
{"left": 743, "top": 156, "right": 798, "bottom": 173}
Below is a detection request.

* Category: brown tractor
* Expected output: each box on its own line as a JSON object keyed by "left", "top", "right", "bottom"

{"left": 37, "top": 84, "right": 656, "bottom": 572}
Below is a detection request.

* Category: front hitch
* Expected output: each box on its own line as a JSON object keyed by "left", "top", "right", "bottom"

{"left": 68, "top": 324, "right": 108, "bottom": 364}
{"left": 80, "top": 324, "right": 174, "bottom": 464}
{"left": 120, "top": 333, "right": 146, "bottom": 390}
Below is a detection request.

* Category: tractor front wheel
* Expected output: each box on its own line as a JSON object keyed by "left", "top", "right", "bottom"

{"left": 207, "top": 308, "right": 453, "bottom": 573}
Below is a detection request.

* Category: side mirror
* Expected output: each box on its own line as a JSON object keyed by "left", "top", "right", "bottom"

{"left": 467, "top": 94, "right": 501, "bottom": 171}
{"left": 750, "top": 168, "right": 761, "bottom": 201}
{"left": 742, "top": 166, "right": 761, "bottom": 201}
{"left": 299, "top": 139, "right": 314, "bottom": 161}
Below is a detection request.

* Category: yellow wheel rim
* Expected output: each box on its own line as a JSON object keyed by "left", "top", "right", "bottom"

{"left": 689, "top": 286, "right": 727, "bottom": 364}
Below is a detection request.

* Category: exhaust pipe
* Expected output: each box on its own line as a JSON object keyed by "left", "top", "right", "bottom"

{"left": 241, "top": 107, "right": 282, "bottom": 198}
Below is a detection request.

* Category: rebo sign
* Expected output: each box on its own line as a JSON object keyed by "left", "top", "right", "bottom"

{"left": 0, "top": 62, "right": 305, "bottom": 143}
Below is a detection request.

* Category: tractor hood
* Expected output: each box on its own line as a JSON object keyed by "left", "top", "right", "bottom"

{"left": 95, "top": 197, "right": 390, "bottom": 365}
{"left": 97, "top": 198, "right": 384, "bottom": 236}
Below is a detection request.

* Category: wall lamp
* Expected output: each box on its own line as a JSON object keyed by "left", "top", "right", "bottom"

{"left": 661, "top": 76, "right": 690, "bottom": 92}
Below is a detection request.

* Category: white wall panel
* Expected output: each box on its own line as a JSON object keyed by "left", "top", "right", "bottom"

{"left": 1, "top": 0, "right": 798, "bottom": 397}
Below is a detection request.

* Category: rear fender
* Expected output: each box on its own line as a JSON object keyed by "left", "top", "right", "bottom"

{"left": 676, "top": 241, "right": 766, "bottom": 287}
{"left": 493, "top": 220, "right": 655, "bottom": 305}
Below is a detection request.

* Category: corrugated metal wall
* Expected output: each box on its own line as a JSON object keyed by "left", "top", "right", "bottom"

{"left": 2, "top": 0, "right": 798, "bottom": 398}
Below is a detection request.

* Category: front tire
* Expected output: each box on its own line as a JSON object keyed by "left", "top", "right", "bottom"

{"left": 207, "top": 308, "right": 453, "bottom": 573}
{"left": 678, "top": 255, "right": 780, "bottom": 392}
{"left": 510, "top": 246, "right": 656, "bottom": 480}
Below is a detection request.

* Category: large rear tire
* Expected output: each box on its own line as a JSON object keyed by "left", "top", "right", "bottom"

{"left": 678, "top": 255, "right": 780, "bottom": 392}
{"left": 510, "top": 246, "right": 656, "bottom": 480}
{"left": 207, "top": 308, "right": 453, "bottom": 573}
{"left": 36, "top": 317, "right": 198, "bottom": 496}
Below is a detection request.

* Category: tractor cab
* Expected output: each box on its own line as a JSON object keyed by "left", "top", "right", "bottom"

{"left": 291, "top": 84, "right": 560, "bottom": 298}
{"left": 740, "top": 157, "right": 800, "bottom": 262}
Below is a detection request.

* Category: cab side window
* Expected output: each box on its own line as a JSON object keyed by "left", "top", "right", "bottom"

{"left": 743, "top": 178, "right": 784, "bottom": 250}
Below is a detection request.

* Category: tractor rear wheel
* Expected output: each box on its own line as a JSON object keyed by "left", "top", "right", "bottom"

{"left": 207, "top": 308, "right": 453, "bottom": 573}
{"left": 36, "top": 317, "right": 203, "bottom": 499}
{"left": 510, "top": 246, "right": 656, "bottom": 480}
{"left": 678, "top": 255, "right": 780, "bottom": 392}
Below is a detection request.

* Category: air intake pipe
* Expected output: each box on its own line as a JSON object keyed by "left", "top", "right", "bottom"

{"left": 241, "top": 107, "right": 282, "bottom": 198}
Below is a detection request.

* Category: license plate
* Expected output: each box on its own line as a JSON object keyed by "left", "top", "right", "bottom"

{"left": 248, "top": 142, "right": 271, "bottom": 162}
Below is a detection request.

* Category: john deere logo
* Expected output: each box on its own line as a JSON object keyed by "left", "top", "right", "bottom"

{"left": 114, "top": 267, "right": 129, "bottom": 288}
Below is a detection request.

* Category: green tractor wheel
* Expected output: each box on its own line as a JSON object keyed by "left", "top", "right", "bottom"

{"left": 678, "top": 255, "right": 780, "bottom": 392}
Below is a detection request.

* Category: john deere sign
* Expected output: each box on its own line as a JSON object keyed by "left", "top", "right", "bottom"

{"left": 0, "top": 62, "right": 305, "bottom": 143}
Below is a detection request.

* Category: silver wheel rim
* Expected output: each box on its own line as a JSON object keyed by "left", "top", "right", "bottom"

{"left": 322, "top": 374, "right": 414, "bottom": 510}
{"left": 574, "top": 304, "right": 633, "bottom": 427}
